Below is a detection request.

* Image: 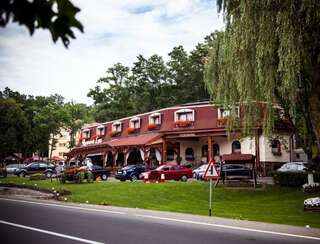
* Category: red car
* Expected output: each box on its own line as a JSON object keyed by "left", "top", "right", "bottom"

{"left": 145, "top": 164, "right": 193, "bottom": 182}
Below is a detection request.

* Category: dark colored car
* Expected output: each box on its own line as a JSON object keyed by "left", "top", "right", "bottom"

{"left": 15, "top": 162, "right": 56, "bottom": 178}
{"left": 91, "top": 164, "right": 110, "bottom": 181}
{"left": 218, "top": 164, "right": 253, "bottom": 180}
{"left": 115, "top": 164, "right": 146, "bottom": 181}
{"left": 146, "top": 164, "right": 193, "bottom": 182}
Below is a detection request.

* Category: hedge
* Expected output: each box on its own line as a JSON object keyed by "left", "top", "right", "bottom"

{"left": 272, "top": 171, "right": 320, "bottom": 187}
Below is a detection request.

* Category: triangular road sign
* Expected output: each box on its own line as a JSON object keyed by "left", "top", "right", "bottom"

{"left": 204, "top": 159, "right": 220, "bottom": 179}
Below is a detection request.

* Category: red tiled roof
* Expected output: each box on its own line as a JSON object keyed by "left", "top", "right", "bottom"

{"left": 107, "top": 133, "right": 162, "bottom": 147}
{"left": 221, "top": 154, "right": 254, "bottom": 162}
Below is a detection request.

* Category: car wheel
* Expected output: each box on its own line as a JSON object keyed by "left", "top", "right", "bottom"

{"left": 181, "top": 175, "right": 188, "bottom": 182}
{"left": 101, "top": 173, "right": 108, "bottom": 181}
{"left": 19, "top": 172, "right": 26, "bottom": 178}
{"left": 45, "top": 171, "right": 52, "bottom": 178}
{"left": 131, "top": 175, "right": 138, "bottom": 182}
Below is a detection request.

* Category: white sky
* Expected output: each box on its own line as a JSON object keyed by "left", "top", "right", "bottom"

{"left": 0, "top": 0, "right": 224, "bottom": 105}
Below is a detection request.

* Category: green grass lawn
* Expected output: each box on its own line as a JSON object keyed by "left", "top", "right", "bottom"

{"left": 1, "top": 176, "right": 319, "bottom": 228}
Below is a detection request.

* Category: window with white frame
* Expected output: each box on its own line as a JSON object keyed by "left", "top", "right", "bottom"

{"left": 174, "top": 109, "right": 195, "bottom": 122}
{"left": 130, "top": 117, "right": 141, "bottom": 129}
{"left": 96, "top": 125, "right": 105, "bottom": 136}
{"left": 148, "top": 112, "right": 161, "bottom": 125}
{"left": 112, "top": 122, "right": 122, "bottom": 132}
{"left": 82, "top": 129, "right": 90, "bottom": 139}
{"left": 218, "top": 107, "right": 240, "bottom": 119}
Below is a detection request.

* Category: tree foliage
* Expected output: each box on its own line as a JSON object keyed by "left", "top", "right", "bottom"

{"left": 88, "top": 34, "right": 216, "bottom": 122}
{"left": 0, "top": 0, "right": 83, "bottom": 47}
{"left": 0, "top": 88, "right": 92, "bottom": 159}
{"left": 205, "top": 1, "right": 320, "bottom": 160}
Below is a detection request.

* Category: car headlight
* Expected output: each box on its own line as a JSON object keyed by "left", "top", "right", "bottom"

{"left": 123, "top": 170, "right": 126, "bottom": 175}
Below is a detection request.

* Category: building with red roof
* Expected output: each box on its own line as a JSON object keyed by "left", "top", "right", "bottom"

{"left": 66, "top": 101, "right": 299, "bottom": 175}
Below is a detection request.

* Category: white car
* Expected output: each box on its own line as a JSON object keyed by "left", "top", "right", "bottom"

{"left": 6, "top": 164, "right": 26, "bottom": 174}
{"left": 193, "top": 164, "right": 208, "bottom": 180}
{"left": 277, "top": 162, "right": 307, "bottom": 172}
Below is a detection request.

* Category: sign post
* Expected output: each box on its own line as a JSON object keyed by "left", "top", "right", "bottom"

{"left": 204, "top": 159, "right": 220, "bottom": 216}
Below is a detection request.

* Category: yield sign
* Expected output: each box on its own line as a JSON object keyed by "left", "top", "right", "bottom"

{"left": 204, "top": 159, "right": 220, "bottom": 179}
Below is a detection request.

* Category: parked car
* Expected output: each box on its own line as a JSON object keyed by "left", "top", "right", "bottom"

{"left": 91, "top": 164, "right": 110, "bottom": 181}
{"left": 277, "top": 162, "right": 307, "bottom": 172}
{"left": 218, "top": 164, "right": 253, "bottom": 180}
{"left": 14, "top": 162, "right": 56, "bottom": 178}
{"left": 6, "top": 164, "right": 26, "bottom": 174}
{"left": 193, "top": 164, "right": 208, "bottom": 180}
{"left": 115, "top": 164, "right": 146, "bottom": 181}
{"left": 145, "top": 164, "right": 193, "bottom": 182}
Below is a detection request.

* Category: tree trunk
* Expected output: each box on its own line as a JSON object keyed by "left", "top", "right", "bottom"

{"left": 309, "top": 63, "right": 320, "bottom": 155}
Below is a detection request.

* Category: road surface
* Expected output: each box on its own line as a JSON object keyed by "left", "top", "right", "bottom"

{"left": 0, "top": 197, "right": 319, "bottom": 244}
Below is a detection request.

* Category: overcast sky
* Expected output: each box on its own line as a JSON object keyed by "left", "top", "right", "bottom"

{"left": 0, "top": 0, "right": 224, "bottom": 105}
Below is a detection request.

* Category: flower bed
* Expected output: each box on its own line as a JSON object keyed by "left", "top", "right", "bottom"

{"left": 110, "top": 131, "right": 120, "bottom": 137}
{"left": 217, "top": 118, "right": 228, "bottom": 126}
{"left": 175, "top": 120, "right": 192, "bottom": 127}
{"left": 147, "top": 124, "right": 158, "bottom": 130}
{"left": 127, "top": 127, "right": 138, "bottom": 134}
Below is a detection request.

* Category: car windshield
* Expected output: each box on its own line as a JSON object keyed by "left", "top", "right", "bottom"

{"left": 155, "top": 165, "right": 172, "bottom": 171}
{"left": 93, "top": 165, "right": 102, "bottom": 170}
{"left": 199, "top": 164, "right": 208, "bottom": 170}
{"left": 122, "top": 165, "right": 135, "bottom": 170}
{"left": 7, "top": 164, "right": 18, "bottom": 168}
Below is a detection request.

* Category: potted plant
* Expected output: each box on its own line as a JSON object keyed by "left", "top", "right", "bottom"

{"left": 175, "top": 120, "right": 192, "bottom": 127}
{"left": 147, "top": 124, "right": 157, "bottom": 130}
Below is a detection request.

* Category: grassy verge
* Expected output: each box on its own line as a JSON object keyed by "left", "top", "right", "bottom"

{"left": 0, "top": 176, "right": 319, "bottom": 228}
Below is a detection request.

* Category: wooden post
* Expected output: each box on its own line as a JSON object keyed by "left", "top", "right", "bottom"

{"left": 103, "top": 151, "right": 107, "bottom": 168}
{"left": 162, "top": 138, "right": 167, "bottom": 164}
{"left": 208, "top": 136, "right": 212, "bottom": 162}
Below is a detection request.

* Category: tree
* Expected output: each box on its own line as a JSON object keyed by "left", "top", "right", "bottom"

{"left": 64, "top": 101, "right": 93, "bottom": 148}
{"left": 88, "top": 34, "right": 214, "bottom": 122}
{"left": 0, "top": 98, "right": 29, "bottom": 159}
{"left": 204, "top": 1, "right": 320, "bottom": 165}
{"left": 0, "top": 0, "right": 83, "bottom": 47}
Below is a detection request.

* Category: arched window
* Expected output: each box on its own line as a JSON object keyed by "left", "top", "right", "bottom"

{"left": 213, "top": 144, "right": 220, "bottom": 156}
{"left": 202, "top": 145, "right": 208, "bottom": 157}
{"left": 166, "top": 148, "right": 175, "bottom": 161}
{"left": 185, "top": 148, "right": 194, "bottom": 161}
{"left": 271, "top": 139, "right": 281, "bottom": 155}
{"left": 232, "top": 140, "right": 241, "bottom": 153}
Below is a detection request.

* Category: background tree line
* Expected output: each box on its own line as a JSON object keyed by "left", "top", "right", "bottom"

{"left": 88, "top": 33, "right": 216, "bottom": 122}
{"left": 0, "top": 87, "right": 93, "bottom": 159}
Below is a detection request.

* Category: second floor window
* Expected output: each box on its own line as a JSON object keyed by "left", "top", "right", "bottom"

{"left": 130, "top": 117, "right": 141, "bottom": 129}
{"left": 174, "top": 109, "right": 195, "bottom": 122}
{"left": 82, "top": 129, "right": 90, "bottom": 139}
{"left": 149, "top": 113, "right": 161, "bottom": 125}
{"left": 96, "top": 126, "right": 105, "bottom": 136}
{"left": 112, "top": 122, "right": 122, "bottom": 132}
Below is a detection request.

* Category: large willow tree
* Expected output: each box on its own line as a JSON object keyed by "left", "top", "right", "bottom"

{"left": 205, "top": 1, "right": 320, "bottom": 163}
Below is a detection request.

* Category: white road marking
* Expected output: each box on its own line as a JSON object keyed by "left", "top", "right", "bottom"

{"left": 0, "top": 220, "right": 105, "bottom": 244}
{"left": 134, "top": 214, "right": 320, "bottom": 241}
{"left": 0, "top": 197, "right": 125, "bottom": 215}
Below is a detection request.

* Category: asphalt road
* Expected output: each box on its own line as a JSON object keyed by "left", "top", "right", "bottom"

{"left": 0, "top": 197, "right": 319, "bottom": 244}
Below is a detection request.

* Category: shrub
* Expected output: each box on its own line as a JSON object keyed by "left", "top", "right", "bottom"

{"left": 272, "top": 171, "right": 320, "bottom": 187}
